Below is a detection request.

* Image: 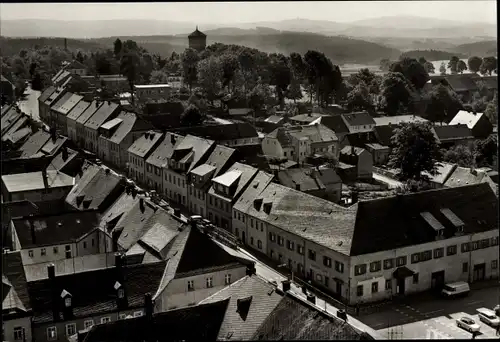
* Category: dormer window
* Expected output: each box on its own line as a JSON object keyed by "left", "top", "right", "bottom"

{"left": 118, "top": 288, "right": 125, "bottom": 299}
{"left": 64, "top": 297, "right": 72, "bottom": 307}
{"left": 437, "top": 229, "right": 444, "bottom": 237}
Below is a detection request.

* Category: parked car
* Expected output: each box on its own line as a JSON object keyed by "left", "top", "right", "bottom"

{"left": 456, "top": 317, "right": 481, "bottom": 333}
{"left": 441, "top": 281, "right": 470, "bottom": 298}
{"left": 476, "top": 308, "right": 500, "bottom": 327}
{"left": 188, "top": 215, "right": 203, "bottom": 224}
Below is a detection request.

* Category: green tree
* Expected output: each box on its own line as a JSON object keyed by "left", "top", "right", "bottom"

{"left": 380, "top": 72, "right": 413, "bottom": 116}
{"left": 248, "top": 83, "right": 273, "bottom": 114}
{"left": 289, "top": 52, "right": 305, "bottom": 81}
{"left": 448, "top": 56, "right": 460, "bottom": 74}
{"left": 237, "top": 49, "right": 257, "bottom": 93}
{"left": 219, "top": 53, "right": 239, "bottom": 92}
{"left": 424, "top": 61, "right": 435, "bottom": 74}
{"left": 390, "top": 57, "right": 429, "bottom": 90}
{"left": 380, "top": 58, "right": 392, "bottom": 72}
{"left": 480, "top": 56, "right": 497, "bottom": 76}
{"left": 388, "top": 122, "right": 442, "bottom": 181}
{"left": 467, "top": 56, "right": 483, "bottom": 74}
{"left": 439, "top": 62, "right": 447, "bottom": 75}
{"left": 484, "top": 91, "right": 498, "bottom": 124}
{"left": 425, "top": 84, "right": 464, "bottom": 123}
{"left": 457, "top": 60, "right": 467, "bottom": 74}
{"left": 285, "top": 77, "right": 303, "bottom": 103}
{"left": 269, "top": 53, "right": 291, "bottom": 109}
{"left": 120, "top": 52, "right": 141, "bottom": 105}
{"left": 113, "top": 38, "right": 123, "bottom": 58}
{"left": 442, "top": 144, "right": 476, "bottom": 167}
{"left": 180, "top": 104, "right": 204, "bottom": 127}
{"left": 181, "top": 48, "right": 199, "bottom": 93}
{"left": 476, "top": 135, "right": 498, "bottom": 166}
{"left": 197, "top": 56, "right": 223, "bottom": 104}
{"left": 346, "top": 81, "right": 373, "bottom": 113}
{"left": 149, "top": 69, "right": 170, "bottom": 84}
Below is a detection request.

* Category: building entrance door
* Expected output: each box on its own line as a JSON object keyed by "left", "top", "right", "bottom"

{"left": 431, "top": 270, "right": 445, "bottom": 291}
{"left": 397, "top": 278, "right": 405, "bottom": 295}
{"left": 473, "top": 263, "right": 486, "bottom": 282}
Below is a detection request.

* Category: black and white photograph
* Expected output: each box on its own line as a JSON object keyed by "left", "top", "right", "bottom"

{"left": 0, "top": 1, "right": 498, "bottom": 341}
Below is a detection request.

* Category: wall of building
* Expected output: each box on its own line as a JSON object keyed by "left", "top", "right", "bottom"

{"left": 145, "top": 163, "right": 163, "bottom": 194}
{"left": 348, "top": 230, "right": 499, "bottom": 305}
{"left": 240, "top": 214, "right": 268, "bottom": 254}
{"left": 357, "top": 151, "right": 373, "bottom": 179}
{"left": 67, "top": 120, "right": 78, "bottom": 143}
{"left": 9, "top": 187, "right": 72, "bottom": 204}
{"left": 3, "top": 316, "right": 32, "bottom": 342}
{"left": 262, "top": 137, "right": 285, "bottom": 160}
{"left": 206, "top": 193, "right": 232, "bottom": 231}
{"left": 162, "top": 169, "right": 188, "bottom": 206}
{"left": 187, "top": 185, "right": 207, "bottom": 217}
{"left": 156, "top": 265, "right": 247, "bottom": 311}
{"left": 127, "top": 153, "right": 146, "bottom": 185}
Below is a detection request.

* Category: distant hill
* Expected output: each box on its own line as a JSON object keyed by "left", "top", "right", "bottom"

{"left": 92, "top": 31, "right": 401, "bottom": 65}
{"left": 450, "top": 40, "right": 498, "bottom": 57}
{"left": 400, "top": 49, "right": 466, "bottom": 61}
{"left": 0, "top": 36, "right": 106, "bottom": 56}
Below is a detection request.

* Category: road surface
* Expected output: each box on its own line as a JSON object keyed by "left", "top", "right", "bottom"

{"left": 373, "top": 172, "right": 403, "bottom": 189}
{"left": 211, "top": 240, "right": 385, "bottom": 339}
{"left": 358, "top": 284, "right": 500, "bottom": 339}
{"left": 17, "top": 86, "right": 41, "bottom": 121}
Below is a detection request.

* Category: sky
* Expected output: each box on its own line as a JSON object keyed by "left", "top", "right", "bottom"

{"left": 0, "top": 1, "right": 497, "bottom": 24}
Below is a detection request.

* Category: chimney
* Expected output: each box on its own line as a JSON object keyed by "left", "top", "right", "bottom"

{"left": 145, "top": 132, "right": 149, "bottom": 139}
{"left": 105, "top": 168, "right": 111, "bottom": 175}
{"left": 107, "top": 100, "right": 111, "bottom": 105}
{"left": 150, "top": 133, "right": 154, "bottom": 140}
{"left": 144, "top": 293, "right": 154, "bottom": 321}
{"left": 139, "top": 198, "right": 145, "bottom": 213}
{"left": 131, "top": 188, "right": 137, "bottom": 198}
{"left": 351, "top": 146, "right": 355, "bottom": 155}
{"left": 50, "top": 128, "right": 57, "bottom": 142}
{"left": 171, "top": 134, "right": 177, "bottom": 145}
{"left": 282, "top": 280, "right": 291, "bottom": 292}
{"left": 64, "top": 38, "right": 67, "bottom": 51}
{"left": 295, "top": 182, "right": 301, "bottom": 191}
{"left": 29, "top": 217, "right": 36, "bottom": 244}
{"left": 173, "top": 208, "right": 181, "bottom": 217}
{"left": 47, "top": 264, "right": 59, "bottom": 321}
{"left": 41, "top": 169, "right": 49, "bottom": 190}
{"left": 62, "top": 147, "right": 69, "bottom": 161}
{"left": 351, "top": 191, "right": 359, "bottom": 204}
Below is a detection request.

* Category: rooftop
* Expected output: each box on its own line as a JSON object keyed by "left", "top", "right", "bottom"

{"left": 290, "top": 112, "right": 325, "bottom": 123}
{"left": 50, "top": 91, "right": 74, "bottom": 114}
{"left": 173, "top": 122, "right": 258, "bottom": 141}
{"left": 318, "top": 115, "right": 350, "bottom": 135}
{"left": 66, "top": 99, "right": 91, "bottom": 122}
{"left": 2, "top": 251, "right": 31, "bottom": 316}
{"left": 2, "top": 171, "right": 74, "bottom": 193}
{"left": 146, "top": 132, "right": 183, "bottom": 168}
{"left": 449, "top": 110, "right": 485, "bottom": 129}
{"left": 374, "top": 115, "right": 428, "bottom": 127}
{"left": 268, "top": 124, "right": 338, "bottom": 147}
{"left": 209, "top": 162, "right": 258, "bottom": 200}
{"left": 341, "top": 111, "right": 376, "bottom": 127}
{"left": 127, "top": 131, "right": 163, "bottom": 158}
{"left": 170, "top": 134, "right": 215, "bottom": 173}
{"left": 233, "top": 171, "right": 275, "bottom": 213}
{"left": 443, "top": 167, "right": 491, "bottom": 188}
{"left": 188, "top": 27, "right": 207, "bottom": 38}
{"left": 76, "top": 100, "right": 102, "bottom": 125}
{"left": 84, "top": 101, "right": 120, "bottom": 130}
{"left": 340, "top": 145, "right": 368, "bottom": 156}
{"left": 11, "top": 210, "right": 100, "bottom": 249}
{"left": 277, "top": 168, "right": 326, "bottom": 192}
{"left": 38, "top": 86, "right": 57, "bottom": 104}
{"left": 107, "top": 112, "right": 154, "bottom": 145}
{"left": 134, "top": 84, "right": 171, "bottom": 89}
{"left": 56, "top": 93, "right": 83, "bottom": 116}
{"left": 432, "top": 124, "right": 474, "bottom": 142}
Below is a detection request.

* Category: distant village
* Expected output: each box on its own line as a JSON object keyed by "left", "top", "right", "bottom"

{"left": 1, "top": 26, "right": 499, "bottom": 342}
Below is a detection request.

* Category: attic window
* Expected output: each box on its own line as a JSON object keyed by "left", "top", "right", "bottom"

{"left": 65, "top": 297, "right": 72, "bottom": 307}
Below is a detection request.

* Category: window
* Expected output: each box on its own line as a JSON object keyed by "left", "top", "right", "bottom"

{"left": 462, "top": 262, "right": 468, "bottom": 273}
{"left": 66, "top": 323, "right": 76, "bottom": 336}
{"left": 396, "top": 256, "right": 407, "bottom": 266}
{"left": 447, "top": 245, "right": 457, "bottom": 256}
{"left": 41, "top": 248, "right": 46, "bottom": 256}
{"left": 461, "top": 242, "right": 470, "bottom": 253}
{"left": 118, "top": 288, "right": 125, "bottom": 299}
{"left": 84, "top": 320, "right": 94, "bottom": 329}
{"left": 233, "top": 210, "right": 236, "bottom": 219}
{"left": 411, "top": 253, "right": 420, "bottom": 264}
{"left": 225, "top": 274, "right": 232, "bottom": 285}
{"left": 277, "top": 236, "right": 284, "bottom": 246}
{"left": 13, "top": 327, "right": 24, "bottom": 341}
{"left": 257, "top": 240, "right": 262, "bottom": 249}
{"left": 433, "top": 248, "right": 444, "bottom": 259}
{"left": 354, "top": 264, "right": 367, "bottom": 276}
{"left": 269, "top": 232, "right": 276, "bottom": 242}
{"left": 83, "top": 241, "right": 87, "bottom": 249}
{"left": 118, "top": 314, "right": 127, "bottom": 320}
{"left": 323, "top": 256, "right": 332, "bottom": 267}
{"left": 369, "top": 261, "right": 381, "bottom": 272}
{"left": 420, "top": 250, "right": 432, "bottom": 262}
{"left": 250, "top": 237, "right": 254, "bottom": 245}
{"left": 47, "top": 327, "right": 57, "bottom": 341}
{"left": 65, "top": 297, "right": 72, "bottom": 307}
{"left": 383, "top": 258, "right": 394, "bottom": 270}
{"left": 492, "top": 260, "right": 498, "bottom": 270}
{"left": 53, "top": 246, "right": 58, "bottom": 254}
{"left": 472, "top": 241, "right": 479, "bottom": 250}
{"left": 250, "top": 219, "right": 254, "bottom": 228}
{"left": 412, "top": 273, "right": 419, "bottom": 284}
{"left": 492, "top": 236, "right": 499, "bottom": 246}
{"left": 133, "top": 311, "right": 143, "bottom": 317}
{"left": 308, "top": 249, "right": 316, "bottom": 261}
{"left": 480, "top": 239, "right": 490, "bottom": 249}
{"left": 335, "top": 261, "right": 344, "bottom": 273}
{"left": 92, "top": 238, "right": 95, "bottom": 247}
{"left": 101, "top": 317, "right": 111, "bottom": 324}
{"left": 287, "top": 240, "right": 295, "bottom": 251}
{"left": 315, "top": 274, "right": 323, "bottom": 282}
{"left": 371, "top": 282, "right": 378, "bottom": 293}
{"left": 206, "top": 277, "right": 213, "bottom": 288}
{"left": 356, "top": 285, "right": 363, "bottom": 296}
{"left": 297, "top": 245, "right": 304, "bottom": 255}
{"left": 28, "top": 250, "right": 33, "bottom": 258}
{"left": 187, "top": 280, "right": 194, "bottom": 291}
{"left": 385, "top": 279, "right": 392, "bottom": 290}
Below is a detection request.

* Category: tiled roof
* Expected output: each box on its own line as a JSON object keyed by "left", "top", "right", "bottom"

{"left": 47, "top": 148, "right": 80, "bottom": 174}
{"left": 432, "top": 124, "right": 474, "bottom": 142}
{"left": 443, "top": 167, "right": 490, "bottom": 188}
{"left": 6, "top": 127, "right": 32, "bottom": 145}
{"left": 341, "top": 111, "right": 376, "bottom": 127}
{"left": 315, "top": 167, "right": 342, "bottom": 186}
{"left": 2, "top": 115, "right": 28, "bottom": 142}
{"left": 99, "top": 192, "right": 140, "bottom": 230}
{"left": 27, "top": 260, "right": 167, "bottom": 323}
{"left": 172, "top": 122, "right": 258, "bottom": 141}
{"left": 50, "top": 92, "right": 73, "bottom": 113}
{"left": 266, "top": 188, "right": 357, "bottom": 255}
{"left": 208, "top": 162, "right": 259, "bottom": 201}
{"left": 50, "top": 71, "right": 64, "bottom": 84}
{"left": 449, "top": 110, "right": 485, "bottom": 129}
{"left": 170, "top": 134, "right": 215, "bottom": 173}
{"left": 374, "top": 115, "right": 428, "bottom": 126}
{"left": 1, "top": 106, "right": 22, "bottom": 135}
{"left": 277, "top": 168, "right": 326, "bottom": 192}
{"left": 127, "top": 131, "right": 163, "bottom": 159}
{"left": 340, "top": 145, "right": 367, "bottom": 156}
{"left": 2, "top": 170, "right": 74, "bottom": 193}
{"left": 84, "top": 101, "right": 120, "bottom": 130}
{"left": 12, "top": 210, "right": 100, "bottom": 249}
{"left": 57, "top": 94, "right": 83, "bottom": 116}
{"left": 265, "top": 115, "right": 284, "bottom": 124}
{"left": 44, "top": 87, "right": 66, "bottom": 107}
{"left": 108, "top": 112, "right": 153, "bottom": 145}
{"left": 83, "top": 299, "right": 228, "bottom": 342}
{"left": 2, "top": 251, "right": 31, "bottom": 313}
{"left": 76, "top": 100, "right": 102, "bottom": 125}
{"left": 63, "top": 60, "right": 87, "bottom": 70}
{"left": 445, "top": 75, "right": 479, "bottom": 92}
{"left": 40, "top": 135, "right": 68, "bottom": 156}
{"left": 188, "top": 27, "right": 207, "bottom": 38}
{"left": 350, "top": 183, "right": 498, "bottom": 255}
{"left": 115, "top": 199, "right": 159, "bottom": 250}
{"left": 423, "top": 162, "right": 457, "bottom": 185}
{"left": 66, "top": 99, "right": 91, "bottom": 122}
{"left": 65, "top": 164, "right": 124, "bottom": 212}
{"left": 290, "top": 113, "right": 325, "bottom": 123}
{"left": 190, "top": 144, "right": 236, "bottom": 180}
{"left": 146, "top": 132, "right": 183, "bottom": 168}
{"left": 315, "top": 115, "right": 350, "bottom": 135}
{"left": 233, "top": 171, "right": 275, "bottom": 212}
{"left": 374, "top": 125, "right": 395, "bottom": 146}
{"left": 137, "top": 210, "right": 182, "bottom": 259}
{"left": 365, "top": 143, "right": 389, "bottom": 150}
{"left": 53, "top": 71, "right": 71, "bottom": 85}
{"left": 199, "top": 275, "right": 286, "bottom": 340}
{"left": 268, "top": 124, "right": 338, "bottom": 147}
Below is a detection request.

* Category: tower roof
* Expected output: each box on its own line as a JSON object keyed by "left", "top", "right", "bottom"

{"left": 188, "top": 26, "right": 206, "bottom": 38}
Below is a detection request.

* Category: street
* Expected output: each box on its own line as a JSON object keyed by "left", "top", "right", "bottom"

{"left": 211, "top": 240, "right": 385, "bottom": 339}
{"left": 358, "top": 285, "right": 500, "bottom": 339}
{"left": 373, "top": 172, "right": 403, "bottom": 189}
{"left": 17, "top": 85, "right": 40, "bottom": 121}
